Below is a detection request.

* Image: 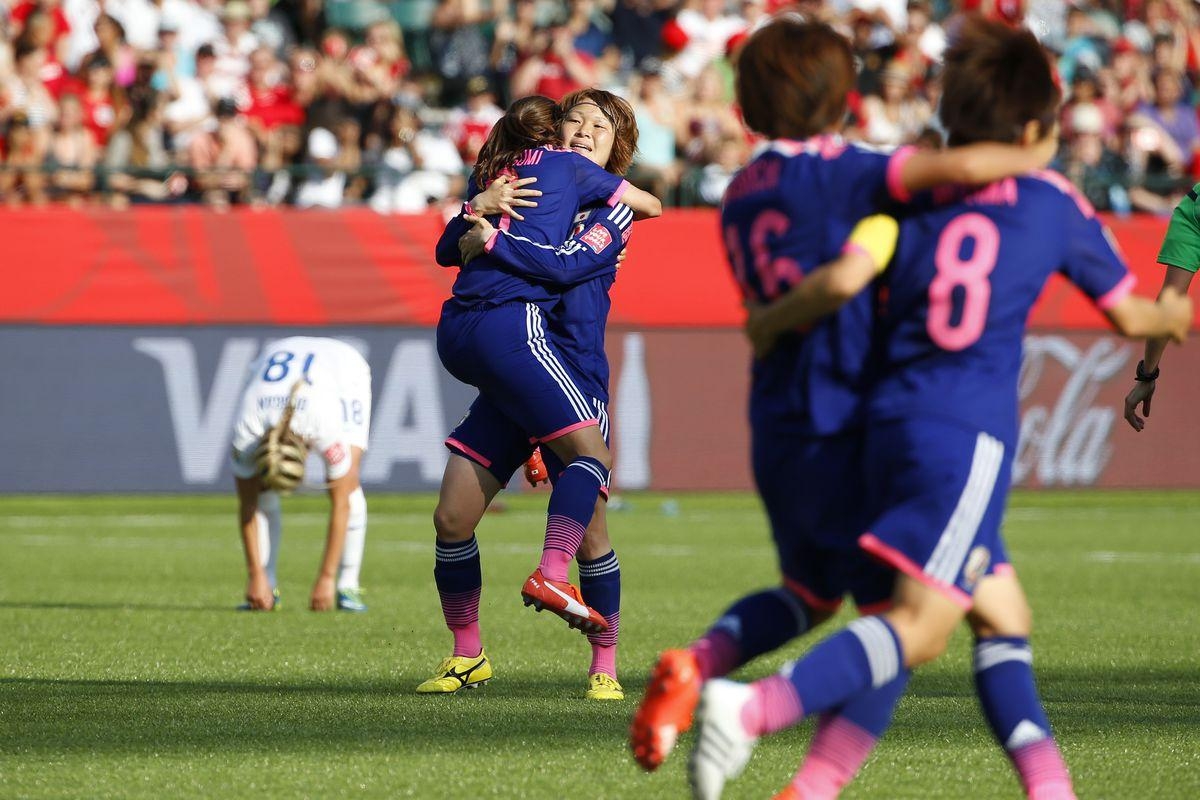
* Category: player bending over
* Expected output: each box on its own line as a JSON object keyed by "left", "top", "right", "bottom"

{"left": 687, "top": 18, "right": 1191, "bottom": 800}
{"left": 632, "top": 14, "right": 1059, "bottom": 777}
{"left": 230, "top": 336, "right": 372, "bottom": 613}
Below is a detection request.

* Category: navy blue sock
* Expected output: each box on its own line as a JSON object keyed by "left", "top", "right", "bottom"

{"left": 578, "top": 549, "right": 621, "bottom": 674}
{"left": 975, "top": 637, "right": 1074, "bottom": 794}
{"left": 974, "top": 637, "right": 1054, "bottom": 749}
{"left": 836, "top": 668, "right": 911, "bottom": 737}
{"left": 784, "top": 616, "right": 904, "bottom": 718}
{"left": 691, "top": 588, "right": 810, "bottom": 679}
{"left": 540, "top": 456, "right": 609, "bottom": 582}
{"left": 434, "top": 536, "right": 482, "bottom": 657}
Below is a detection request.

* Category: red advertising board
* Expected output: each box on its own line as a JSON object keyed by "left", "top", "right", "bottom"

{"left": 603, "top": 329, "right": 1199, "bottom": 491}
{"left": 0, "top": 206, "right": 1184, "bottom": 329}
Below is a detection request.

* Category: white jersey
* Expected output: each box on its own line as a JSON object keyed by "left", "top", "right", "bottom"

{"left": 230, "top": 337, "right": 372, "bottom": 483}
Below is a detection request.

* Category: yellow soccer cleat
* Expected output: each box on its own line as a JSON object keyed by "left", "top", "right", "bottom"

{"left": 586, "top": 672, "right": 625, "bottom": 701}
{"left": 415, "top": 651, "right": 492, "bottom": 694}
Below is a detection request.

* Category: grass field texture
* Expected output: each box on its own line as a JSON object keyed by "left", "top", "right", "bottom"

{"left": 2, "top": 491, "right": 1198, "bottom": 799}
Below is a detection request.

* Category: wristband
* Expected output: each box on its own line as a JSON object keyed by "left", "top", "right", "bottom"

{"left": 1135, "top": 360, "right": 1160, "bottom": 382}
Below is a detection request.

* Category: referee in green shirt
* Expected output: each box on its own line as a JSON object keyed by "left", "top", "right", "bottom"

{"left": 1125, "top": 183, "right": 1200, "bottom": 430}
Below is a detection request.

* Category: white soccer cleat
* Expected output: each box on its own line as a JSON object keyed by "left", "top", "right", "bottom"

{"left": 688, "top": 679, "right": 759, "bottom": 800}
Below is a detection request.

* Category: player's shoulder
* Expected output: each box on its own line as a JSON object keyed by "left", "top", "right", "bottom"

{"left": 1018, "top": 169, "right": 1097, "bottom": 219}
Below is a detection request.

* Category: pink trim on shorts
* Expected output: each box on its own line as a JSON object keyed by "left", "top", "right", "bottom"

{"left": 607, "top": 179, "right": 631, "bottom": 207}
{"left": 859, "top": 533, "right": 973, "bottom": 611}
{"left": 599, "top": 484, "right": 610, "bottom": 500}
{"left": 445, "top": 437, "right": 492, "bottom": 469}
{"left": 1096, "top": 273, "right": 1136, "bottom": 310}
{"left": 536, "top": 418, "right": 599, "bottom": 443}
{"left": 856, "top": 598, "right": 894, "bottom": 616}
{"left": 886, "top": 146, "right": 917, "bottom": 203}
{"left": 783, "top": 576, "right": 844, "bottom": 612}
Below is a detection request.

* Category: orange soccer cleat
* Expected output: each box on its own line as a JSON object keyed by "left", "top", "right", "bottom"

{"left": 521, "top": 568, "right": 609, "bottom": 634}
{"left": 630, "top": 649, "right": 702, "bottom": 771}
{"left": 524, "top": 448, "right": 550, "bottom": 486}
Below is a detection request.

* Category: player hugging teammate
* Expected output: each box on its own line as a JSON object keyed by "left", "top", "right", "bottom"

{"left": 421, "top": 91, "right": 660, "bottom": 700}
{"left": 661, "top": 16, "right": 1190, "bottom": 800}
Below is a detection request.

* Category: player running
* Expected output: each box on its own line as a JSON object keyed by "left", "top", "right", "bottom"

{"left": 420, "top": 91, "right": 651, "bottom": 698}
{"left": 632, "top": 15, "right": 1059, "bottom": 775}
{"left": 1123, "top": 181, "right": 1200, "bottom": 431}
{"left": 687, "top": 18, "right": 1192, "bottom": 800}
{"left": 229, "top": 336, "right": 372, "bottom": 613}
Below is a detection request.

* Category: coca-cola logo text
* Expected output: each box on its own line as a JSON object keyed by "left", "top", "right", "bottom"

{"left": 1013, "top": 335, "right": 1131, "bottom": 487}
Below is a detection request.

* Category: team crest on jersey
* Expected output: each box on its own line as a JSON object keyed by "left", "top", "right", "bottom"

{"left": 962, "top": 545, "right": 992, "bottom": 591}
{"left": 581, "top": 224, "right": 613, "bottom": 254}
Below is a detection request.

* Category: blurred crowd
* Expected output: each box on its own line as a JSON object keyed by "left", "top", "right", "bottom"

{"left": 0, "top": 0, "right": 1198, "bottom": 212}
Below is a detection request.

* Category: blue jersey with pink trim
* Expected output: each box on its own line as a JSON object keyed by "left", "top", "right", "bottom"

{"left": 527, "top": 205, "right": 627, "bottom": 402}
{"left": 438, "top": 202, "right": 631, "bottom": 402}
{"left": 869, "top": 171, "right": 1133, "bottom": 446}
{"left": 720, "top": 137, "right": 910, "bottom": 435}
{"left": 444, "top": 147, "right": 628, "bottom": 307}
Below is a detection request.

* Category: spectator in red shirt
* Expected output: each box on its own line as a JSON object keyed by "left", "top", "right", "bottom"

{"left": 442, "top": 75, "right": 503, "bottom": 165}
{"left": 16, "top": 10, "right": 69, "bottom": 93}
{"left": 79, "top": 55, "right": 128, "bottom": 147}
{"left": 510, "top": 22, "right": 597, "bottom": 101}
{"left": 243, "top": 46, "right": 303, "bottom": 135}
{"left": 9, "top": 0, "right": 69, "bottom": 63}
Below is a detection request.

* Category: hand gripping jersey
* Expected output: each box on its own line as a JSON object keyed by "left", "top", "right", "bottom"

{"left": 720, "top": 137, "right": 916, "bottom": 436}
{"left": 440, "top": 147, "right": 630, "bottom": 308}
{"left": 230, "top": 337, "right": 372, "bottom": 484}
{"left": 868, "top": 171, "right": 1134, "bottom": 447}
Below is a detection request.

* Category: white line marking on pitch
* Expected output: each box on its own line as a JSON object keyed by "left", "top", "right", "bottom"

{"left": 1085, "top": 551, "right": 1200, "bottom": 565}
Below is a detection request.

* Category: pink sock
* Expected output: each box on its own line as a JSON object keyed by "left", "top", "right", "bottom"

{"left": 740, "top": 674, "right": 804, "bottom": 737}
{"left": 790, "top": 715, "right": 878, "bottom": 799}
{"left": 538, "top": 515, "right": 586, "bottom": 582}
{"left": 689, "top": 630, "right": 741, "bottom": 680}
{"left": 451, "top": 622, "right": 482, "bottom": 658}
{"left": 590, "top": 643, "right": 617, "bottom": 678}
{"left": 1013, "top": 740, "right": 1076, "bottom": 800}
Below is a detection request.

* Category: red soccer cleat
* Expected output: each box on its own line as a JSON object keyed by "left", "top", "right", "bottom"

{"left": 630, "top": 649, "right": 702, "bottom": 771}
{"left": 772, "top": 787, "right": 802, "bottom": 800}
{"left": 521, "top": 568, "right": 609, "bottom": 634}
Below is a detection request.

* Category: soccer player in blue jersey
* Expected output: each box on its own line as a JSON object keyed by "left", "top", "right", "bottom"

{"left": 687, "top": 18, "right": 1192, "bottom": 800}
{"left": 631, "top": 16, "right": 1061, "bottom": 776}
{"left": 435, "top": 95, "right": 662, "bottom": 645}
{"left": 419, "top": 91, "right": 646, "bottom": 699}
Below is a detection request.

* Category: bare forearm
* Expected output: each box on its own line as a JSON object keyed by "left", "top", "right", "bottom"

{"left": 319, "top": 501, "right": 350, "bottom": 580}
{"left": 1145, "top": 266, "right": 1197, "bottom": 368}
{"left": 240, "top": 518, "right": 264, "bottom": 575}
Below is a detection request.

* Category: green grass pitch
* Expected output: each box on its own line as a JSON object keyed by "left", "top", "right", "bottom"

{"left": 2, "top": 491, "right": 1198, "bottom": 799}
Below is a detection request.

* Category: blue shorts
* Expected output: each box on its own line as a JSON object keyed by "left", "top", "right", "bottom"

{"left": 752, "top": 427, "right": 895, "bottom": 614}
{"left": 860, "top": 418, "right": 1012, "bottom": 611}
{"left": 447, "top": 393, "right": 611, "bottom": 487}
{"left": 438, "top": 301, "right": 599, "bottom": 442}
